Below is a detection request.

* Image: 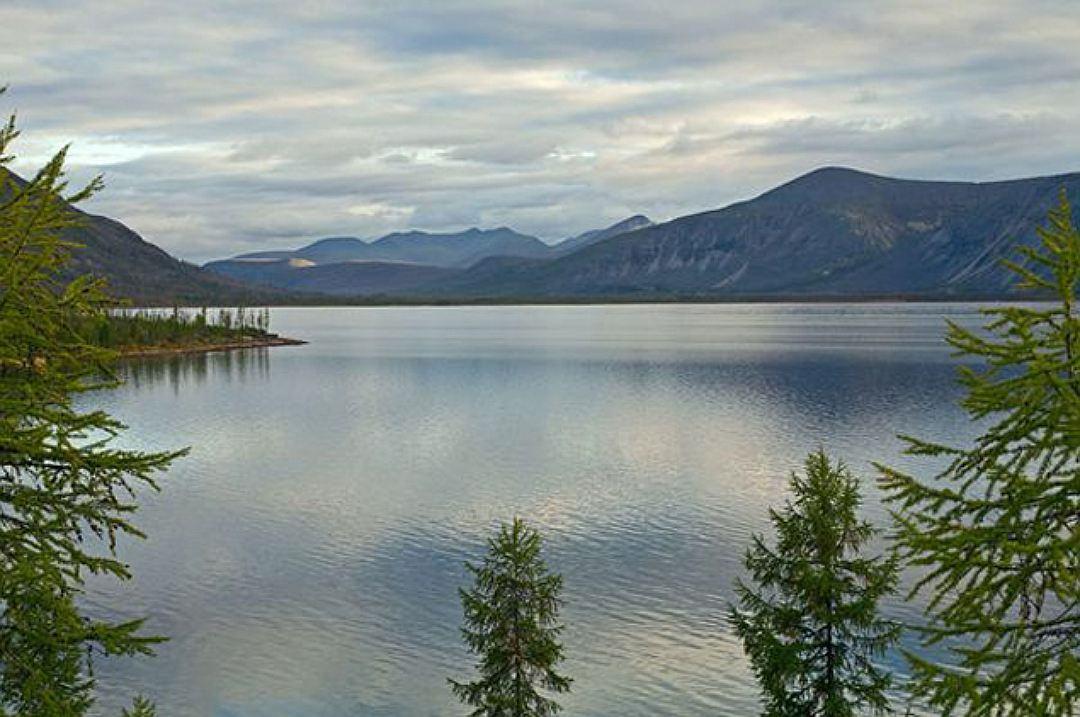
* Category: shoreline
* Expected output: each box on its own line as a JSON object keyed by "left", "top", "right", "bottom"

{"left": 118, "top": 335, "right": 307, "bottom": 359}
{"left": 140, "top": 294, "right": 1055, "bottom": 309}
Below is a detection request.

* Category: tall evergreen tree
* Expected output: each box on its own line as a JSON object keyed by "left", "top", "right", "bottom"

{"left": 878, "top": 191, "right": 1080, "bottom": 716}
{"left": 730, "top": 450, "right": 900, "bottom": 716}
{"left": 0, "top": 88, "right": 182, "bottom": 714}
{"left": 449, "top": 518, "right": 571, "bottom": 717}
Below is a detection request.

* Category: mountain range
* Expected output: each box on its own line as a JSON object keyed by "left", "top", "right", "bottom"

{"left": 203, "top": 167, "right": 1079, "bottom": 300}
{"left": 24, "top": 165, "right": 1080, "bottom": 303}
{"left": 203, "top": 218, "right": 655, "bottom": 296}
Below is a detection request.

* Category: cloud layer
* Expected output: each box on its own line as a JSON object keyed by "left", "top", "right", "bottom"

{"left": 3, "top": 0, "right": 1080, "bottom": 261}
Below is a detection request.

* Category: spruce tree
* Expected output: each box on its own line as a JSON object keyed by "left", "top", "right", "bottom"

{"left": 449, "top": 518, "right": 571, "bottom": 717}
{"left": 878, "top": 191, "right": 1080, "bottom": 716}
{"left": 0, "top": 88, "right": 182, "bottom": 714}
{"left": 730, "top": 450, "right": 900, "bottom": 716}
{"left": 120, "top": 696, "right": 156, "bottom": 717}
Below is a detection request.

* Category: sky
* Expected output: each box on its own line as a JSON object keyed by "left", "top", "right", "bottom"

{"left": 3, "top": 0, "right": 1080, "bottom": 263}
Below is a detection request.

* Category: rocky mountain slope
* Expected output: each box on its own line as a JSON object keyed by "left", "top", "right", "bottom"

{"left": 462, "top": 167, "right": 1079, "bottom": 298}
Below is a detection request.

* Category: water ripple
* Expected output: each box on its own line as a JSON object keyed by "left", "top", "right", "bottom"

{"left": 84, "top": 304, "right": 980, "bottom": 716}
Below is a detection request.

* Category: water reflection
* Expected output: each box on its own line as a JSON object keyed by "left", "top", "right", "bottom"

{"left": 119, "top": 347, "right": 271, "bottom": 392}
{"left": 86, "top": 304, "right": 983, "bottom": 716}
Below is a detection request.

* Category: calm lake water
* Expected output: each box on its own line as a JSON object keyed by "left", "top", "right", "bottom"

{"left": 86, "top": 303, "right": 987, "bottom": 716}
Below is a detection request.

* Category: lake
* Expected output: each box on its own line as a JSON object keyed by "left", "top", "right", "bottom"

{"left": 87, "top": 303, "right": 985, "bottom": 716}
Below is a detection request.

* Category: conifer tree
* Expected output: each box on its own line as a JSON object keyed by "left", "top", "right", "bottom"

{"left": 120, "top": 696, "right": 156, "bottom": 717}
{"left": 0, "top": 87, "right": 183, "bottom": 714}
{"left": 449, "top": 518, "right": 571, "bottom": 717}
{"left": 730, "top": 450, "right": 900, "bottom": 716}
{"left": 878, "top": 191, "right": 1080, "bottom": 716}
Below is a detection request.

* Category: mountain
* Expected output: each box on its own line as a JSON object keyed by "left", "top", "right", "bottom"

{"left": 446, "top": 167, "right": 1080, "bottom": 299}
{"left": 234, "top": 237, "right": 365, "bottom": 263}
{"left": 2, "top": 169, "right": 283, "bottom": 305}
{"left": 366, "top": 227, "right": 550, "bottom": 267}
{"left": 206, "top": 219, "right": 655, "bottom": 295}
{"left": 227, "top": 227, "right": 550, "bottom": 268}
{"left": 553, "top": 215, "right": 653, "bottom": 255}
{"left": 204, "top": 257, "right": 456, "bottom": 297}
{"left": 206, "top": 227, "right": 554, "bottom": 293}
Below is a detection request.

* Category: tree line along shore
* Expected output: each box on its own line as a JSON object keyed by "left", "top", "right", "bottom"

{"left": 86, "top": 307, "right": 305, "bottom": 358}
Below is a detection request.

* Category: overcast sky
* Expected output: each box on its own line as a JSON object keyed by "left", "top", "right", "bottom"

{"left": 3, "top": 1, "right": 1080, "bottom": 262}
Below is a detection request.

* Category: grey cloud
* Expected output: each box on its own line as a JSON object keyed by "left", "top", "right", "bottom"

{"left": 711, "top": 113, "right": 1063, "bottom": 157}
{"left": 445, "top": 139, "right": 558, "bottom": 165}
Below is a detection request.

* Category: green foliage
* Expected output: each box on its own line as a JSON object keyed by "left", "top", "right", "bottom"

{"left": 77, "top": 306, "right": 273, "bottom": 351}
{"left": 450, "top": 518, "right": 571, "bottom": 717}
{"left": 878, "top": 190, "right": 1080, "bottom": 716}
{"left": 120, "top": 696, "right": 156, "bottom": 717}
{"left": 730, "top": 450, "right": 901, "bottom": 716}
{"left": 0, "top": 88, "right": 182, "bottom": 714}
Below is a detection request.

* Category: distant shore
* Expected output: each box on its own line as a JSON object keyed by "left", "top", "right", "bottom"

{"left": 118, "top": 334, "right": 306, "bottom": 359}
{"left": 142, "top": 293, "right": 1054, "bottom": 309}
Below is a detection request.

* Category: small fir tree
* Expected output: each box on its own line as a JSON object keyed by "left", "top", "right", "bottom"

{"left": 878, "top": 190, "right": 1080, "bottom": 716}
{"left": 120, "top": 696, "right": 156, "bottom": 717}
{"left": 449, "top": 518, "right": 571, "bottom": 717}
{"left": 0, "top": 87, "right": 183, "bottom": 714}
{"left": 730, "top": 450, "right": 900, "bottom": 716}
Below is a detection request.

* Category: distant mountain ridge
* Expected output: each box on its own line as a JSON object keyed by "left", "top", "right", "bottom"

{"left": 204, "top": 217, "right": 651, "bottom": 295}
{"left": 203, "top": 167, "right": 1080, "bottom": 300}
{"left": 229, "top": 227, "right": 550, "bottom": 267}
